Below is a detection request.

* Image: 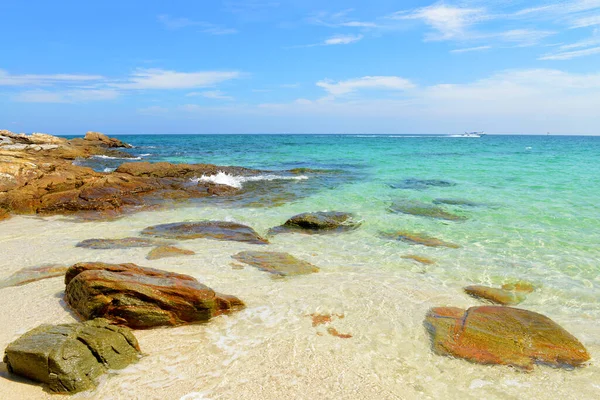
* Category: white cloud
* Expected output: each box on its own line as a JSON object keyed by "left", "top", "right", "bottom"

{"left": 13, "top": 89, "right": 119, "bottom": 103}
{"left": 571, "top": 14, "right": 600, "bottom": 28}
{"left": 451, "top": 45, "right": 491, "bottom": 53}
{"left": 540, "top": 45, "right": 600, "bottom": 59}
{"left": 324, "top": 34, "right": 363, "bottom": 45}
{"left": 187, "top": 90, "right": 234, "bottom": 100}
{"left": 158, "top": 14, "right": 238, "bottom": 35}
{"left": 114, "top": 69, "right": 241, "bottom": 90}
{"left": 316, "top": 76, "right": 416, "bottom": 96}
{"left": 0, "top": 69, "right": 103, "bottom": 86}
{"left": 391, "top": 3, "right": 488, "bottom": 40}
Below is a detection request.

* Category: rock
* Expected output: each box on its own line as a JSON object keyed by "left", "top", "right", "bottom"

{"left": 464, "top": 285, "right": 528, "bottom": 306}
{"left": 424, "top": 306, "right": 590, "bottom": 371}
{"left": 381, "top": 231, "right": 460, "bottom": 248}
{"left": 64, "top": 262, "right": 245, "bottom": 328}
{"left": 270, "top": 211, "right": 361, "bottom": 234}
{"left": 0, "top": 208, "right": 9, "bottom": 221}
{"left": 502, "top": 281, "right": 535, "bottom": 293}
{"left": 401, "top": 254, "right": 435, "bottom": 265}
{"left": 232, "top": 251, "right": 320, "bottom": 276}
{"left": 84, "top": 131, "right": 132, "bottom": 148}
{"left": 76, "top": 237, "right": 172, "bottom": 249}
{"left": 3, "top": 318, "right": 140, "bottom": 393}
{"left": 389, "top": 200, "right": 466, "bottom": 221}
{"left": 390, "top": 178, "right": 456, "bottom": 190}
{"left": 146, "top": 246, "right": 195, "bottom": 260}
{"left": 141, "top": 221, "right": 268, "bottom": 244}
{"left": 433, "top": 198, "right": 482, "bottom": 207}
{"left": 0, "top": 264, "right": 68, "bottom": 289}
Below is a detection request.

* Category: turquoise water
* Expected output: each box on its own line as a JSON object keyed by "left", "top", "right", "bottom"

{"left": 5, "top": 134, "right": 598, "bottom": 399}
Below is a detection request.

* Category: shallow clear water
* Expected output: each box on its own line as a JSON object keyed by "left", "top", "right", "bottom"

{"left": 1, "top": 134, "right": 599, "bottom": 399}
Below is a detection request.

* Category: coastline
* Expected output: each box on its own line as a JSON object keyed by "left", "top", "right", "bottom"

{"left": 0, "top": 131, "right": 598, "bottom": 399}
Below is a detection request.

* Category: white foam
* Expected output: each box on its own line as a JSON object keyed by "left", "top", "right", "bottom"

{"left": 91, "top": 155, "right": 142, "bottom": 160}
{"left": 103, "top": 167, "right": 116, "bottom": 173}
{"left": 191, "top": 171, "right": 308, "bottom": 189}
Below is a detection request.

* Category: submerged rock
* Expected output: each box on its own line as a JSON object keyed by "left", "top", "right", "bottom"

{"left": 76, "top": 237, "right": 172, "bottom": 249}
{"left": 270, "top": 211, "right": 360, "bottom": 234}
{"left": 433, "top": 198, "right": 482, "bottom": 207}
{"left": 141, "top": 221, "right": 268, "bottom": 244}
{"left": 464, "top": 284, "right": 532, "bottom": 306}
{"left": 389, "top": 200, "right": 466, "bottom": 221}
{"left": 390, "top": 178, "right": 456, "bottom": 190}
{"left": 64, "top": 262, "right": 244, "bottom": 329}
{"left": 424, "top": 306, "right": 590, "bottom": 371}
{"left": 401, "top": 254, "right": 435, "bottom": 265}
{"left": 146, "top": 245, "right": 195, "bottom": 260}
{"left": 3, "top": 318, "right": 140, "bottom": 393}
{"left": 232, "top": 251, "right": 320, "bottom": 276}
{"left": 0, "top": 264, "right": 68, "bottom": 289}
{"left": 381, "top": 231, "right": 460, "bottom": 248}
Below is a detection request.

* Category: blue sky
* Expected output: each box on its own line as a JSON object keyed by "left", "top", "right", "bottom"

{"left": 1, "top": 0, "right": 600, "bottom": 134}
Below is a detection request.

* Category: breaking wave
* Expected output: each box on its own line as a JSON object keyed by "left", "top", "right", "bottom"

{"left": 191, "top": 171, "right": 308, "bottom": 189}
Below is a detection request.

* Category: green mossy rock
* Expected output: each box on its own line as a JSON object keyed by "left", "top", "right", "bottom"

{"left": 3, "top": 319, "right": 140, "bottom": 393}
{"left": 270, "top": 211, "right": 360, "bottom": 235}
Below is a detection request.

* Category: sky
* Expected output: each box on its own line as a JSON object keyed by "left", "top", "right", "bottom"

{"left": 1, "top": 0, "right": 600, "bottom": 135}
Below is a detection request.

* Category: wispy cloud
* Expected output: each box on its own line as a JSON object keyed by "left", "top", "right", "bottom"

{"left": 187, "top": 90, "right": 234, "bottom": 100}
{"left": 0, "top": 69, "right": 104, "bottom": 86}
{"left": 113, "top": 69, "right": 241, "bottom": 90}
{"left": 13, "top": 89, "right": 119, "bottom": 103}
{"left": 450, "top": 45, "right": 491, "bottom": 53}
{"left": 158, "top": 14, "right": 238, "bottom": 35}
{"left": 323, "top": 34, "right": 363, "bottom": 45}
{"left": 540, "top": 45, "right": 600, "bottom": 59}
{"left": 317, "top": 76, "right": 416, "bottom": 96}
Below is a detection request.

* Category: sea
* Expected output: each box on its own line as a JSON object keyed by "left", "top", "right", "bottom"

{"left": 0, "top": 134, "right": 598, "bottom": 399}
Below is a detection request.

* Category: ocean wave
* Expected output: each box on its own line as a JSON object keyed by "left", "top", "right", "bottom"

{"left": 191, "top": 171, "right": 308, "bottom": 189}
{"left": 103, "top": 167, "right": 116, "bottom": 173}
{"left": 139, "top": 153, "right": 152, "bottom": 157}
{"left": 91, "top": 155, "right": 142, "bottom": 160}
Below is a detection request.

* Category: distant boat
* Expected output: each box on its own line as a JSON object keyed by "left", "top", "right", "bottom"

{"left": 460, "top": 131, "right": 485, "bottom": 138}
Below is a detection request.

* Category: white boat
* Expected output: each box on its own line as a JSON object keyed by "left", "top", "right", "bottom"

{"left": 460, "top": 131, "right": 485, "bottom": 138}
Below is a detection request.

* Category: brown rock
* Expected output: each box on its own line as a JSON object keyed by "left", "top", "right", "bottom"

{"left": 76, "top": 237, "right": 172, "bottom": 249}
{"left": 64, "top": 262, "right": 244, "bottom": 329}
{"left": 269, "top": 211, "right": 361, "bottom": 235}
{"left": 401, "top": 254, "right": 435, "bottom": 265}
{"left": 232, "top": 251, "right": 319, "bottom": 276}
{"left": 0, "top": 208, "right": 9, "bottom": 221}
{"left": 142, "top": 221, "right": 268, "bottom": 244}
{"left": 381, "top": 231, "right": 460, "bottom": 248}
{"left": 146, "top": 246, "right": 195, "bottom": 260}
{"left": 464, "top": 285, "right": 528, "bottom": 306}
{"left": 84, "top": 131, "right": 132, "bottom": 148}
{"left": 0, "top": 264, "right": 68, "bottom": 289}
{"left": 425, "top": 306, "right": 590, "bottom": 371}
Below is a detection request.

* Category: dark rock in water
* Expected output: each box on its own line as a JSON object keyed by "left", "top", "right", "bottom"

{"left": 464, "top": 285, "right": 527, "bottom": 306}
{"left": 76, "top": 237, "right": 172, "bottom": 249}
{"left": 0, "top": 264, "right": 68, "bottom": 289}
{"left": 141, "top": 221, "right": 268, "bottom": 244}
{"left": 390, "top": 178, "right": 456, "bottom": 190}
{"left": 146, "top": 245, "right": 195, "bottom": 260}
{"left": 3, "top": 318, "right": 140, "bottom": 393}
{"left": 424, "top": 306, "right": 590, "bottom": 371}
{"left": 64, "top": 262, "right": 245, "bottom": 329}
{"left": 401, "top": 254, "right": 435, "bottom": 265}
{"left": 389, "top": 200, "right": 466, "bottom": 221}
{"left": 381, "top": 231, "right": 460, "bottom": 248}
{"left": 232, "top": 251, "right": 320, "bottom": 276}
{"left": 433, "top": 198, "right": 482, "bottom": 207}
{"left": 270, "top": 211, "right": 360, "bottom": 235}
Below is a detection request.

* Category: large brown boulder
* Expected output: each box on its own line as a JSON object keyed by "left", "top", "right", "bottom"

{"left": 83, "top": 131, "right": 132, "bottom": 148}
{"left": 64, "top": 262, "right": 245, "bottom": 329}
{"left": 269, "top": 211, "right": 361, "bottom": 235}
{"left": 3, "top": 318, "right": 140, "bottom": 393}
{"left": 425, "top": 306, "right": 590, "bottom": 371}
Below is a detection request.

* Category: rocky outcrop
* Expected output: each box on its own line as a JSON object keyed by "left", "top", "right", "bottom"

{"left": 146, "top": 246, "right": 195, "bottom": 260}
{"left": 0, "top": 264, "right": 68, "bottom": 289}
{"left": 141, "top": 221, "right": 268, "bottom": 244}
{"left": 0, "top": 130, "right": 266, "bottom": 218}
{"left": 389, "top": 200, "right": 466, "bottom": 221}
{"left": 425, "top": 306, "right": 590, "bottom": 371}
{"left": 269, "top": 211, "right": 361, "bottom": 235}
{"left": 464, "top": 283, "right": 534, "bottom": 306}
{"left": 381, "top": 231, "right": 460, "bottom": 248}
{"left": 76, "top": 237, "right": 172, "bottom": 249}
{"left": 3, "top": 318, "right": 140, "bottom": 393}
{"left": 232, "top": 251, "right": 320, "bottom": 276}
{"left": 64, "top": 262, "right": 245, "bottom": 329}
